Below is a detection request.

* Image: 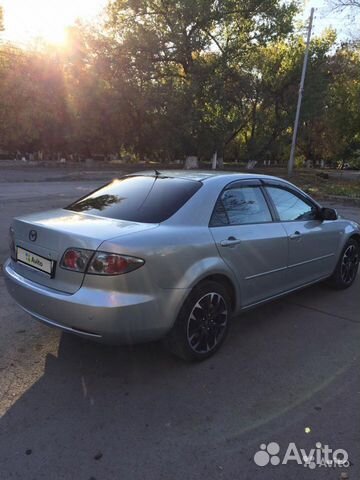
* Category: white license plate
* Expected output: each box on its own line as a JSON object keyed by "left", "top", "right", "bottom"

{"left": 17, "top": 247, "right": 54, "bottom": 276}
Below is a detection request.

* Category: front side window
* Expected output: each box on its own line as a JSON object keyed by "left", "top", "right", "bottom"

{"left": 266, "top": 186, "right": 317, "bottom": 221}
{"left": 210, "top": 186, "right": 272, "bottom": 226}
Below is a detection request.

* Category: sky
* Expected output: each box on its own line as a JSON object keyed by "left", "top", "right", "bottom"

{"left": 0, "top": 0, "right": 352, "bottom": 47}
{"left": 0, "top": 0, "right": 108, "bottom": 46}
{"left": 303, "top": 0, "right": 351, "bottom": 40}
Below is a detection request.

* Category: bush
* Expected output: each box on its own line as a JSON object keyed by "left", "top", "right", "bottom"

{"left": 295, "top": 155, "right": 306, "bottom": 168}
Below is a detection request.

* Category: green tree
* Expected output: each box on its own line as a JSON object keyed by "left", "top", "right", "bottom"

{"left": 324, "top": 43, "right": 360, "bottom": 165}
{"left": 0, "top": 45, "right": 68, "bottom": 154}
{"left": 104, "top": 0, "right": 298, "bottom": 159}
{"left": 1, "top": 0, "right": 359, "bottom": 169}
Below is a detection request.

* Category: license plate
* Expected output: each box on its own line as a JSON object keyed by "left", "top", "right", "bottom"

{"left": 17, "top": 247, "right": 54, "bottom": 276}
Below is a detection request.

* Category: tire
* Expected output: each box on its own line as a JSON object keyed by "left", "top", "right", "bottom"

{"left": 328, "top": 238, "right": 359, "bottom": 290}
{"left": 163, "top": 280, "right": 232, "bottom": 361}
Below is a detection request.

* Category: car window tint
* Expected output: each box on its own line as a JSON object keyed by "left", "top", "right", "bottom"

{"left": 211, "top": 186, "right": 272, "bottom": 226}
{"left": 266, "top": 186, "right": 317, "bottom": 221}
{"left": 66, "top": 176, "right": 202, "bottom": 223}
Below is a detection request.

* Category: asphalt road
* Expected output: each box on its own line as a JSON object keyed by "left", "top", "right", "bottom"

{"left": 0, "top": 169, "right": 359, "bottom": 480}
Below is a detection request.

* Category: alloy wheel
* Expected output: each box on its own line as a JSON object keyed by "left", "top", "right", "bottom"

{"left": 341, "top": 244, "right": 359, "bottom": 284}
{"left": 186, "top": 292, "right": 228, "bottom": 354}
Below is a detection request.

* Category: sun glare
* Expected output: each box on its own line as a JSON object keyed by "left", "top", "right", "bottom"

{"left": 1, "top": 0, "right": 107, "bottom": 46}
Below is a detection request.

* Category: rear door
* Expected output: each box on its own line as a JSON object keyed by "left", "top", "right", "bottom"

{"left": 264, "top": 182, "right": 340, "bottom": 289}
{"left": 210, "top": 180, "right": 289, "bottom": 307}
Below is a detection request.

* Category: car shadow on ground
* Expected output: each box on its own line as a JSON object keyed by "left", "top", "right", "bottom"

{"left": 0, "top": 280, "right": 359, "bottom": 479}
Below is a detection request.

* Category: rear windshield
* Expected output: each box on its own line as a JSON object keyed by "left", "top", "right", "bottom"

{"left": 66, "top": 175, "right": 202, "bottom": 223}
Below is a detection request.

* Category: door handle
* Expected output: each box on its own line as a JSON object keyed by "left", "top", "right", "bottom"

{"left": 220, "top": 237, "right": 242, "bottom": 247}
{"left": 289, "top": 231, "right": 302, "bottom": 240}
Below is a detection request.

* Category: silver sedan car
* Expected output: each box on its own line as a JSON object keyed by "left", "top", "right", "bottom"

{"left": 4, "top": 171, "right": 360, "bottom": 360}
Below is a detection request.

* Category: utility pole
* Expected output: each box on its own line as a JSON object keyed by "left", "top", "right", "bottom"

{"left": 288, "top": 7, "right": 315, "bottom": 176}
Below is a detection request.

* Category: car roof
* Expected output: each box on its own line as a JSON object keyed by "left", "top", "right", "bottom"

{"left": 129, "top": 169, "right": 319, "bottom": 205}
{"left": 131, "top": 169, "right": 282, "bottom": 183}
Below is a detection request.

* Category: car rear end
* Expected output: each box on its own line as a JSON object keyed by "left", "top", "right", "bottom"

{"left": 4, "top": 174, "right": 202, "bottom": 343}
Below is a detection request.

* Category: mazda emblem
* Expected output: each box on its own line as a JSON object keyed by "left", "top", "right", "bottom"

{"left": 29, "top": 230, "right": 37, "bottom": 242}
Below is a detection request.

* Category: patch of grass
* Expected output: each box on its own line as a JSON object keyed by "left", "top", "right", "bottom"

{"left": 292, "top": 174, "right": 360, "bottom": 200}
{"left": 246, "top": 167, "right": 360, "bottom": 200}
{"left": 321, "top": 183, "right": 360, "bottom": 198}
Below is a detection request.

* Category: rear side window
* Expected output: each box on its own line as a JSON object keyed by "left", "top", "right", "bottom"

{"left": 210, "top": 186, "right": 272, "bottom": 226}
{"left": 66, "top": 176, "right": 202, "bottom": 223}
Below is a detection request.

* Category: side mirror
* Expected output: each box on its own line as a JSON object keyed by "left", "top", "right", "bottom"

{"left": 319, "top": 207, "right": 338, "bottom": 221}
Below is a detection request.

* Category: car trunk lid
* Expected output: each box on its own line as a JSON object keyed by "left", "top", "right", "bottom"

{"left": 11, "top": 209, "right": 158, "bottom": 293}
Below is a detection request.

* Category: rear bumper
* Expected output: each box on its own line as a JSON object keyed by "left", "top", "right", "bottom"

{"left": 4, "top": 259, "right": 187, "bottom": 344}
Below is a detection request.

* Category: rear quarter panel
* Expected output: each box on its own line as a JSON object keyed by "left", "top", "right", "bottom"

{"left": 98, "top": 225, "right": 241, "bottom": 307}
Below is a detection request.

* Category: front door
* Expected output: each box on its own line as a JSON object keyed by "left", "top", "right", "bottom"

{"left": 265, "top": 185, "right": 341, "bottom": 289}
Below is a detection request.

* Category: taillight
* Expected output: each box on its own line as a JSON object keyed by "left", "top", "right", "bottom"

{"left": 87, "top": 252, "right": 144, "bottom": 276}
{"left": 60, "top": 248, "right": 93, "bottom": 272}
{"left": 9, "top": 227, "right": 16, "bottom": 260}
{"left": 60, "top": 249, "right": 144, "bottom": 276}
